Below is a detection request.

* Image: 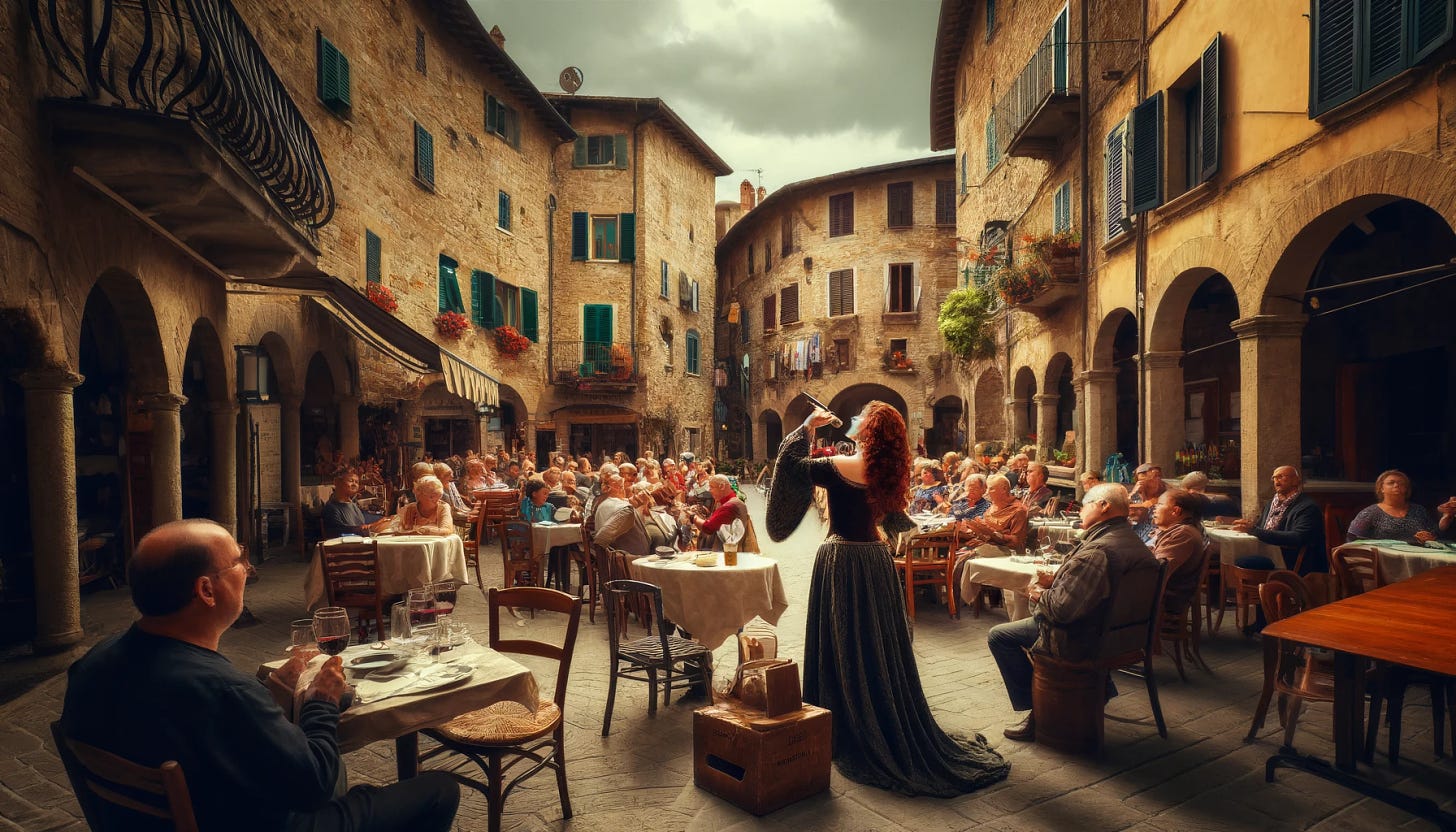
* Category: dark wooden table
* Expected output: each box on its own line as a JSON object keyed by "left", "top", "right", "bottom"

{"left": 1260, "top": 565, "right": 1456, "bottom": 830}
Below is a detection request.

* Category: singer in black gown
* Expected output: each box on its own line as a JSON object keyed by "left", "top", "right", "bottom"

{"left": 766, "top": 418, "right": 1010, "bottom": 796}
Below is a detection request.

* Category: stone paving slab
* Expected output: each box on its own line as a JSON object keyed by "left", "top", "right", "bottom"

{"left": 2, "top": 492, "right": 1454, "bottom": 831}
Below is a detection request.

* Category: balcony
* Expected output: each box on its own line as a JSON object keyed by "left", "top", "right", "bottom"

{"left": 552, "top": 341, "right": 642, "bottom": 394}
{"left": 994, "top": 14, "right": 1081, "bottom": 160}
{"left": 31, "top": 0, "right": 334, "bottom": 278}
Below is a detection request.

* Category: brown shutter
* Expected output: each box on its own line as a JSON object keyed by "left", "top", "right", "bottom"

{"left": 887, "top": 182, "right": 913, "bottom": 228}
{"left": 781, "top": 284, "right": 800, "bottom": 324}
{"left": 762, "top": 294, "right": 776, "bottom": 330}
{"left": 935, "top": 180, "right": 955, "bottom": 225}
{"left": 829, "top": 193, "right": 854, "bottom": 237}
{"left": 829, "top": 269, "right": 854, "bottom": 316}
{"left": 834, "top": 338, "right": 851, "bottom": 372}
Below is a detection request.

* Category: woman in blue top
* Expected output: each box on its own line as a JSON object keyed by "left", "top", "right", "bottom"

{"left": 520, "top": 480, "right": 555, "bottom": 523}
{"left": 910, "top": 466, "right": 948, "bottom": 514}
{"left": 1347, "top": 470, "right": 1439, "bottom": 543}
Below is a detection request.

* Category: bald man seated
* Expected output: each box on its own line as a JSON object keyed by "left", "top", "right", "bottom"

{"left": 1231, "top": 465, "right": 1327, "bottom": 575}
{"left": 60, "top": 520, "right": 459, "bottom": 832}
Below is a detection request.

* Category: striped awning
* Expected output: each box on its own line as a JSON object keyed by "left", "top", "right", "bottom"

{"left": 440, "top": 348, "right": 499, "bottom": 408}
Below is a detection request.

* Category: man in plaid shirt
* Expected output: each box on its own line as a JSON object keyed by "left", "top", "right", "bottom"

{"left": 987, "top": 483, "right": 1156, "bottom": 741}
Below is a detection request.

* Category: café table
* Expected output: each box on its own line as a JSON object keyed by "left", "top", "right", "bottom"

{"left": 304, "top": 534, "right": 467, "bottom": 610}
{"left": 532, "top": 522, "right": 583, "bottom": 592}
{"left": 629, "top": 551, "right": 789, "bottom": 649}
{"left": 1337, "top": 538, "right": 1456, "bottom": 583}
{"left": 1204, "top": 525, "right": 1283, "bottom": 564}
{"left": 961, "top": 555, "right": 1059, "bottom": 620}
{"left": 1258, "top": 565, "right": 1456, "bottom": 830}
{"left": 258, "top": 639, "right": 538, "bottom": 780}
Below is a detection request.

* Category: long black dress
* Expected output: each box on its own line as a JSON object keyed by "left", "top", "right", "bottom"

{"left": 766, "top": 425, "right": 1010, "bottom": 796}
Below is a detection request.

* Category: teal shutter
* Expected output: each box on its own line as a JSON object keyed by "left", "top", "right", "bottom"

{"left": 986, "top": 0, "right": 996, "bottom": 40}
{"left": 570, "top": 212, "right": 588, "bottom": 260}
{"left": 317, "top": 32, "right": 350, "bottom": 112}
{"left": 1054, "top": 182, "right": 1071, "bottom": 233}
{"left": 686, "top": 331, "right": 700, "bottom": 375}
{"left": 414, "top": 123, "right": 434, "bottom": 187}
{"left": 438, "top": 255, "right": 462, "bottom": 312}
{"left": 1363, "top": 0, "right": 1407, "bottom": 88}
{"left": 661, "top": 260, "right": 669, "bottom": 297}
{"left": 618, "top": 212, "right": 636, "bottom": 262}
{"left": 520, "top": 288, "right": 539, "bottom": 341}
{"left": 1129, "top": 92, "right": 1163, "bottom": 214}
{"left": 583, "top": 304, "right": 613, "bottom": 344}
{"left": 1311, "top": 0, "right": 1359, "bottom": 115}
{"left": 497, "top": 191, "right": 510, "bottom": 230}
{"left": 1052, "top": 8, "right": 1069, "bottom": 91}
{"left": 1199, "top": 34, "right": 1221, "bottom": 184}
{"left": 470, "top": 269, "right": 483, "bottom": 325}
{"left": 365, "top": 230, "right": 381, "bottom": 283}
{"left": 1413, "top": 0, "right": 1454, "bottom": 62}
{"left": 1106, "top": 122, "right": 1127, "bottom": 238}
{"left": 614, "top": 134, "right": 629, "bottom": 169}
{"left": 985, "top": 113, "right": 998, "bottom": 171}
{"left": 474, "top": 271, "right": 498, "bottom": 327}
{"left": 573, "top": 137, "right": 587, "bottom": 167}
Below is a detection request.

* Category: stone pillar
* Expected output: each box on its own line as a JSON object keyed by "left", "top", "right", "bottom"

{"left": 144, "top": 392, "right": 187, "bottom": 526}
{"left": 19, "top": 368, "right": 85, "bottom": 652}
{"left": 1231, "top": 315, "right": 1307, "bottom": 516}
{"left": 1006, "top": 397, "right": 1030, "bottom": 446}
{"left": 1140, "top": 350, "right": 1185, "bottom": 472}
{"left": 1077, "top": 369, "right": 1118, "bottom": 480}
{"left": 337, "top": 394, "right": 361, "bottom": 460}
{"left": 208, "top": 403, "right": 238, "bottom": 535}
{"left": 281, "top": 394, "right": 303, "bottom": 510}
{"left": 1034, "top": 393, "right": 1060, "bottom": 463}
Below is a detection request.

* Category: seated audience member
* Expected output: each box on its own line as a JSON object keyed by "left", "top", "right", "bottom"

{"left": 942, "top": 452, "right": 963, "bottom": 485}
{"left": 1130, "top": 463, "right": 1166, "bottom": 507}
{"left": 500, "top": 460, "right": 523, "bottom": 490}
{"left": 632, "top": 484, "right": 678, "bottom": 552}
{"left": 662, "top": 457, "right": 687, "bottom": 493}
{"left": 394, "top": 475, "right": 454, "bottom": 535}
{"left": 594, "top": 483, "right": 652, "bottom": 558}
{"left": 1129, "top": 503, "right": 1156, "bottom": 545}
{"left": 1179, "top": 471, "right": 1240, "bottom": 519}
{"left": 520, "top": 480, "right": 555, "bottom": 524}
{"left": 988, "top": 484, "right": 1157, "bottom": 740}
{"left": 681, "top": 474, "right": 759, "bottom": 552}
{"left": 542, "top": 467, "right": 565, "bottom": 494}
{"left": 396, "top": 460, "right": 436, "bottom": 511}
{"left": 1151, "top": 488, "right": 1207, "bottom": 616}
{"left": 1440, "top": 494, "right": 1456, "bottom": 539}
{"left": 954, "top": 475, "right": 1030, "bottom": 604}
{"left": 562, "top": 470, "right": 591, "bottom": 505}
{"left": 461, "top": 457, "right": 494, "bottom": 494}
{"left": 322, "top": 471, "right": 390, "bottom": 538}
{"left": 1019, "top": 463, "right": 1056, "bottom": 516}
{"left": 1005, "top": 454, "right": 1030, "bottom": 490}
{"left": 61, "top": 520, "right": 459, "bottom": 831}
{"left": 910, "top": 467, "right": 949, "bottom": 514}
{"left": 618, "top": 462, "right": 639, "bottom": 486}
{"left": 1346, "top": 469, "right": 1440, "bottom": 543}
{"left": 950, "top": 474, "right": 992, "bottom": 521}
{"left": 1231, "top": 465, "right": 1327, "bottom": 574}
{"left": 433, "top": 462, "right": 476, "bottom": 523}
{"left": 1079, "top": 470, "right": 1103, "bottom": 493}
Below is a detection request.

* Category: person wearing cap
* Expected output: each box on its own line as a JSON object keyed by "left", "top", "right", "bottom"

{"left": 1179, "top": 471, "right": 1241, "bottom": 519}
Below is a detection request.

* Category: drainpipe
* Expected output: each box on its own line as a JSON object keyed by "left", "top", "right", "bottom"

{"left": 546, "top": 193, "right": 556, "bottom": 381}
{"left": 1135, "top": 0, "right": 1150, "bottom": 465}
{"left": 1078, "top": 0, "right": 1091, "bottom": 475}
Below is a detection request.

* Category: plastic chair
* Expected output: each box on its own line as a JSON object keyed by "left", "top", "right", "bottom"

{"left": 601, "top": 579, "right": 714, "bottom": 736}
{"left": 51, "top": 721, "right": 199, "bottom": 832}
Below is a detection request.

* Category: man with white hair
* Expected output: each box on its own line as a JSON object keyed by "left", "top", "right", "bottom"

{"left": 987, "top": 482, "right": 1157, "bottom": 741}
{"left": 681, "top": 473, "right": 759, "bottom": 552}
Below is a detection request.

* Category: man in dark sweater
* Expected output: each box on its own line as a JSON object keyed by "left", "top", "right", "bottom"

{"left": 322, "top": 470, "right": 389, "bottom": 539}
{"left": 987, "top": 483, "right": 1157, "bottom": 741}
{"left": 1232, "top": 465, "right": 1327, "bottom": 574}
{"left": 60, "top": 520, "right": 458, "bottom": 832}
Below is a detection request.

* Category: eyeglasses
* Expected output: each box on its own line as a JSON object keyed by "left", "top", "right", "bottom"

{"left": 211, "top": 553, "right": 248, "bottom": 578}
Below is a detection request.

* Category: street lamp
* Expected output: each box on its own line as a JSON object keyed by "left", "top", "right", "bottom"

{"left": 235, "top": 346, "right": 270, "bottom": 402}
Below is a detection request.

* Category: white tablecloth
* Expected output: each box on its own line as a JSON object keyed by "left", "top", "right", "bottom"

{"left": 305, "top": 535, "right": 468, "bottom": 609}
{"left": 531, "top": 522, "right": 582, "bottom": 553}
{"left": 962, "top": 556, "right": 1059, "bottom": 620}
{"left": 1205, "top": 526, "right": 1283, "bottom": 565}
{"left": 630, "top": 551, "right": 789, "bottom": 649}
{"left": 1340, "top": 539, "right": 1456, "bottom": 583}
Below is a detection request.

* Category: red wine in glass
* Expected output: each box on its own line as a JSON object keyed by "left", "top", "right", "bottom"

{"left": 317, "top": 635, "right": 349, "bottom": 656}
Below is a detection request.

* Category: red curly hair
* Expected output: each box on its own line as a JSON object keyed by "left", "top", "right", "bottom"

{"left": 856, "top": 401, "right": 910, "bottom": 523}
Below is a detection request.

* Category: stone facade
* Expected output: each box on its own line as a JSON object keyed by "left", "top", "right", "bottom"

{"left": 933, "top": 0, "right": 1456, "bottom": 510}
{"left": 714, "top": 157, "right": 961, "bottom": 460}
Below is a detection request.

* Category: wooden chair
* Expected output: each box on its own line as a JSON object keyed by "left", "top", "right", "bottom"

{"left": 894, "top": 529, "right": 959, "bottom": 620}
{"left": 478, "top": 491, "right": 521, "bottom": 545}
{"left": 1331, "top": 545, "right": 1382, "bottom": 599}
{"left": 575, "top": 513, "right": 601, "bottom": 624}
{"left": 1101, "top": 558, "right": 1171, "bottom": 740}
{"left": 1157, "top": 539, "right": 1219, "bottom": 680}
{"left": 1245, "top": 575, "right": 1335, "bottom": 749}
{"left": 318, "top": 539, "right": 387, "bottom": 641}
{"left": 499, "top": 521, "right": 539, "bottom": 590}
{"left": 601, "top": 579, "right": 714, "bottom": 736}
{"left": 1213, "top": 545, "right": 1309, "bottom": 636}
{"left": 421, "top": 587, "right": 581, "bottom": 832}
{"left": 51, "top": 721, "right": 199, "bottom": 832}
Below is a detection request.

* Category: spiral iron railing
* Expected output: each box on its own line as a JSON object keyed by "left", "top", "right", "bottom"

{"left": 29, "top": 0, "right": 335, "bottom": 230}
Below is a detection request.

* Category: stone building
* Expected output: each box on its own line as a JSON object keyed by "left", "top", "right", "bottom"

{"left": 931, "top": 0, "right": 1456, "bottom": 512}
{"left": 0, "top": 0, "right": 723, "bottom": 651}
{"left": 541, "top": 95, "right": 731, "bottom": 462}
{"left": 714, "top": 157, "right": 962, "bottom": 461}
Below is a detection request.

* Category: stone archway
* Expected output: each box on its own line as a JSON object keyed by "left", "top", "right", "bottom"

{"left": 180, "top": 318, "right": 235, "bottom": 529}
{"left": 1086, "top": 308, "right": 1138, "bottom": 474}
{"left": 928, "top": 395, "right": 964, "bottom": 458}
{"left": 0, "top": 308, "right": 56, "bottom": 648}
{"left": 759, "top": 409, "right": 783, "bottom": 459}
{"left": 1041, "top": 353, "right": 1075, "bottom": 465}
{"left": 303, "top": 352, "right": 341, "bottom": 480}
{"left": 1011, "top": 366, "right": 1037, "bottom": 447}
{"left": 972, "top": 366, "right": 1005, "bottom": 447}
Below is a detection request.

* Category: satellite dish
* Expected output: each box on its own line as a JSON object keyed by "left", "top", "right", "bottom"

{"left": 558, "top": 66, "right": 584, "bottom": 94}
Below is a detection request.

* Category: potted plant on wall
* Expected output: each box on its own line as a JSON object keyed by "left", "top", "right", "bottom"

{"left": 365, "top": 283, "right": 398, "bottom": 314}
{"left": 992, "top": 260, "right": 1051, "bottom": 306}
{"left": 937, "top": 285, "right": 998, "bottom": 360}
{"left": 494, "top": 324, "right": 530, "bottom": 357}
{"left": 609, "top": 343, "right": 633, "bottom": 380}
{"left": 1023, "top": 231, "right": 1080, "bottom": 279}
{"left": 433, "top": 310, "right": 469, "bottom": 339}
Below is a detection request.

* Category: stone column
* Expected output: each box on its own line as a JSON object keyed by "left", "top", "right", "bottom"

{"left": 1231, "top": 314, "right": 1307, "bottom": 516}
{"left": 1140, "top": 350, "right": 1185, "bottom": 472}
{"left": 209, "top": 403, "right": 238, "bottom": 535}
{"left": 19, "top": 368, "right": 85, "bottom": 653}
{"left": 1034, "top": 393, "right": 1060, "bottom": 463}
{"left": 337, "top": 394, "right": 361, "bottom": 460}
{"left": 1006, "top": 397, "right": 1029, "bottom": 445}
{"left": 281, "top": 393, "right": 303, "bottom": 509}
{"left": 1077, "top": 369, "right": 1118, "bottom": 480}
{"left": 144, "top": 392, "right": 187, "bottom": 525}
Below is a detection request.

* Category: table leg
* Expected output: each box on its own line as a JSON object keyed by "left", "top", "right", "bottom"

{"left": 395, "top": 732, "right": 419, "bottom": 780}
{"left": 1333, "top": 650, "right": 1362, "bottom": 772}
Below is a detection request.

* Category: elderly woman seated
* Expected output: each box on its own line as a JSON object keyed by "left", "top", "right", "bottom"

{"left": 391, "top": 475, "right": 454, "bottom": 536}
{"left": 910, "top": 466, "right": 948, "bottom": 514}
{"left": 1347, "top": 469, "right": 1440, "bottom": 543}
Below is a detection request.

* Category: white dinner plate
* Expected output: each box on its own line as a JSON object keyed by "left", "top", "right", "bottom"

{"left": 401, "top": 663, "right": 474, "bottom": 695}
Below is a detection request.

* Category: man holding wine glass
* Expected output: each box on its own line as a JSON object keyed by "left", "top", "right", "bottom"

{"left": 59, "top": 519, "right": 460, "bottom": 831}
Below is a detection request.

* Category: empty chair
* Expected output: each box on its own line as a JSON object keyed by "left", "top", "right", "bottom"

{"left": 51, "top": 720, "right": 199, "bottom": 832}
{"left": 1331, "top": 545, "right": 1382, "bottom": 599}
{"left": 601, "top": 579, "right": 714, "bottom": 736}
{"left": 1245, "top": 574, "right": 1335, "bottom": 749}
{"left": 499, "top": 521, "right": 538, "bottom": 590}
{"left": 318, "top": 538, "right": 387, "bottom": 640}
{"left": 894, "top": 529, "right": 959, "bottom": 620}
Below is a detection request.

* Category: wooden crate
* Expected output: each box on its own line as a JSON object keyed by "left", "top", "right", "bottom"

{"left": 692, "top": 701, "right": 831, "bottom": 815}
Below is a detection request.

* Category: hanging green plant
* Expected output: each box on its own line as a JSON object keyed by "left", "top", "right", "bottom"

{"left": 937, "top": 286, "right": 998, "bottom": 360}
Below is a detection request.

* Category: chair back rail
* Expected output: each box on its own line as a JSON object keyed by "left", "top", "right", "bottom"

{"left": 602, "top": 578, "right": 669, "bottom": 656}
{"left": 487, "top": 586, "right": 582, "bottom": 708}
{"left": 51, "top": 722, "right": 199, "bottom": 832}
{"left": 1331, "top": 545, "right": 1382, "bottom": 599}
{"left": 1098, "top": 558, "right": 1167, "bottom": 660}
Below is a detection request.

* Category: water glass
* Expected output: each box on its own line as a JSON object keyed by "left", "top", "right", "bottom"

{"left": 407, "top": 587, "right": 435, "bottom": 627}
{"left": 389, "top": 602, "right": 412, "bottom": 644}
{"left": 289, "top": 619, "right": 318, "bottom": 661}
{"left": 313, "top": 607, "right": 351, "bottom": 657}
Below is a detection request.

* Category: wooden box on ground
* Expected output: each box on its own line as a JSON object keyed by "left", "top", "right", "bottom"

{"left": 693, "top": 701, "right": 831, "bottom": 815}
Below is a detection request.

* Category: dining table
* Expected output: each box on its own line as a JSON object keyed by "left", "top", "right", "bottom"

{"left": 304, "top": 534, "right": 468, "bottom": 610}
{"left": 1258, "top": 565, "right": 1456, "bottom": 830}
{"left": 1204, "top": 525, "right": 1284, "bottom": 564}
{"left": 961, "top": 555, "right": 1060, "bottom": 620}
{"left": 257, "top": 639, "right": 538, "bottom": 779}
{"left": 629, "top": 551, "right": 789, "bottom": 649}
{"left": 1337, "top": 538, "right": 1456, "bottom": 583}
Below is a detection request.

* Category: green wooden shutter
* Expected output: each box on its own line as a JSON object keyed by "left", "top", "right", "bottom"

{"left": 583, "top": 304, "right": 613, "bottom": 345}
{"left": 365, "top": 230, "right": 381, "bottom": 283}
{"left": 986, "top": 0, "right": 996, "bottom": 40}
{"left": 573, "top": 138, "right": 587, "bottom": 167}
{"left": 438, "top": 255, "right": 462, "bottom": 312}
{"left": 661, "top": 260, "right": 669, "bottom": 297}
{"left": 618, "top": 212, "right": 636, "bottom": 262}
{"left": 497, "top": 191, "right": 510, "bottom": 230}
{"left": 570, "top": 212, "right": 588, "bottom": 260}
{"left": 1129, "top": 92, "right": 1163, "bottom": 214}
{"left": 985, "top": 113, "right": 998, "bottom": 171}
{"left": 520, "top": 288, "right": 539, "bottom": 342}
{"left": 1199, "top": 34, "right": 1222, "bottom": 184}
{"left": 1052, "top": 7, "right": 1069, "bottom": 91}
{"left": 414, "top": 123, "right": 434, "bottom": 187}
{"left": 686, "top": 331, "right": 700, "bottom": 375}
{"left": 1413, "top": 0, "right": 1454, "bottom": 62}
{"left": 470, "top": 269, "right": 484, "bottom": 326}
{"left": 1311, "top": 0, "right": 1359, "bottom": 116}
{"left": 508, "top": 107, "right": 521, "bottom": 149}
{"left": 316, "top": 32, "right": 350, "bottom": 112}
{"left": 1363, "top": 0, "right": 1407, "bottom": 88}
{"left": 1054, "top": 182, "right": 1071, "bottom": 233}
{"left": 614, "top": 134, "right": 629, "bottom": 169}
{"left": 1105, "top": 122, "right": 1127, "bottom": 239}
{"left": 472, "top": 271, "right": 497, "bottom": 327}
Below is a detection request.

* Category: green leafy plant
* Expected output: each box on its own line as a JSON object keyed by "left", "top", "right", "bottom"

{"left": 1022, "top": 230, "right": 1081, "bottom": 262}
{"left": 937, "top": 286, "right": 998, "bottom": 360}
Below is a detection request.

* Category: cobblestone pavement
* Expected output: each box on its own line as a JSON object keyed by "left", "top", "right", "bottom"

{"left": 3, "top": 494, "right": 1454, "bottom": 831}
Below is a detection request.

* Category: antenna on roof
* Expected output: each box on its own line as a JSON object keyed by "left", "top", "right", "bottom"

{"left": 747, "top": 168, "right": 764, "bottom": 187}
{"left": 558, "top": 66, "right": 584, "bottom": 94}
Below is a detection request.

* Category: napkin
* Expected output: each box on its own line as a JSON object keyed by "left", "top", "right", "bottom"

{"left": 291, "top": 654, "right": 334, "bottom": 721}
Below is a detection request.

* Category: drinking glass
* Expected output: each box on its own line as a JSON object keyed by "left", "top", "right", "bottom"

{"left": 429, "top": 580, "right": 459, "bottom": 619}
{"left": 289, "top": 619, "right": 318, "bottom": 661}
{"left": 313, "top": 607, "right": 351, "bottom": 657}
{"left": 389, "top": 602, "right": 412, "bottom": 644}
{"left": 407, "top": 587, "right": 436, "bottom": 627}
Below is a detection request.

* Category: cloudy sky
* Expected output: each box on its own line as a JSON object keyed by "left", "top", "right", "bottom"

{"left": 469, "top": 0, "right": 946, "bottom": 201}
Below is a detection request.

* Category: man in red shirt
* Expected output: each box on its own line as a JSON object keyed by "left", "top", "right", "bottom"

{"left": 680, "top": 474, "right": 759, "bottom": 552}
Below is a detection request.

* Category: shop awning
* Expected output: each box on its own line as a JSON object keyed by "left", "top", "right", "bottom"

{"left": 238, "top": 274, "right": 500, "bottom": 408}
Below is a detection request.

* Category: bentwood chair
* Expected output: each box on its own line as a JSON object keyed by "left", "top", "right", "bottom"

{"left": 500, "top": 522, "right": 539, "bottom": 591}
{"left": 894, "top": 529, "right": 959, "bottom": 620}
{"left": 421, "top": 587, "right": 581, "bottom": 832}
{"left": 318, "top": 539, "right": 387, "bottom": 640}
{"left": 51, "top": 721, "right": 199, "bottom": 832}
{"left": 1245, "top": 573, "right": 1336, "bottom": 750}
{"left": 1157, "top": 539, "right": 1218, "bottom": 680}
{"left": 601, "top": 579, "right": 714, "bottom": 736}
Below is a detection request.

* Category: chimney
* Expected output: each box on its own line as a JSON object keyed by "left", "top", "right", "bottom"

{"left": 739, "top": 179, "right": 755, "bottom": 212}
{"left": 488, "top": 25, "right": 506, "bottom": 49}
{"left": 756, "top": 186, "right": 767, "bottom": 205}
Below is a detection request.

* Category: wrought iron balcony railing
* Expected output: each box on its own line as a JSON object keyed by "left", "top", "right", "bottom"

{"left": 993, "top": 12, "right": 1081, "bottom": 160}
{"left": 30, "top": 0, "right": 335, "bottom": 230}
{"left": 551, "top": 341, "right": 642, "bottom": 390}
